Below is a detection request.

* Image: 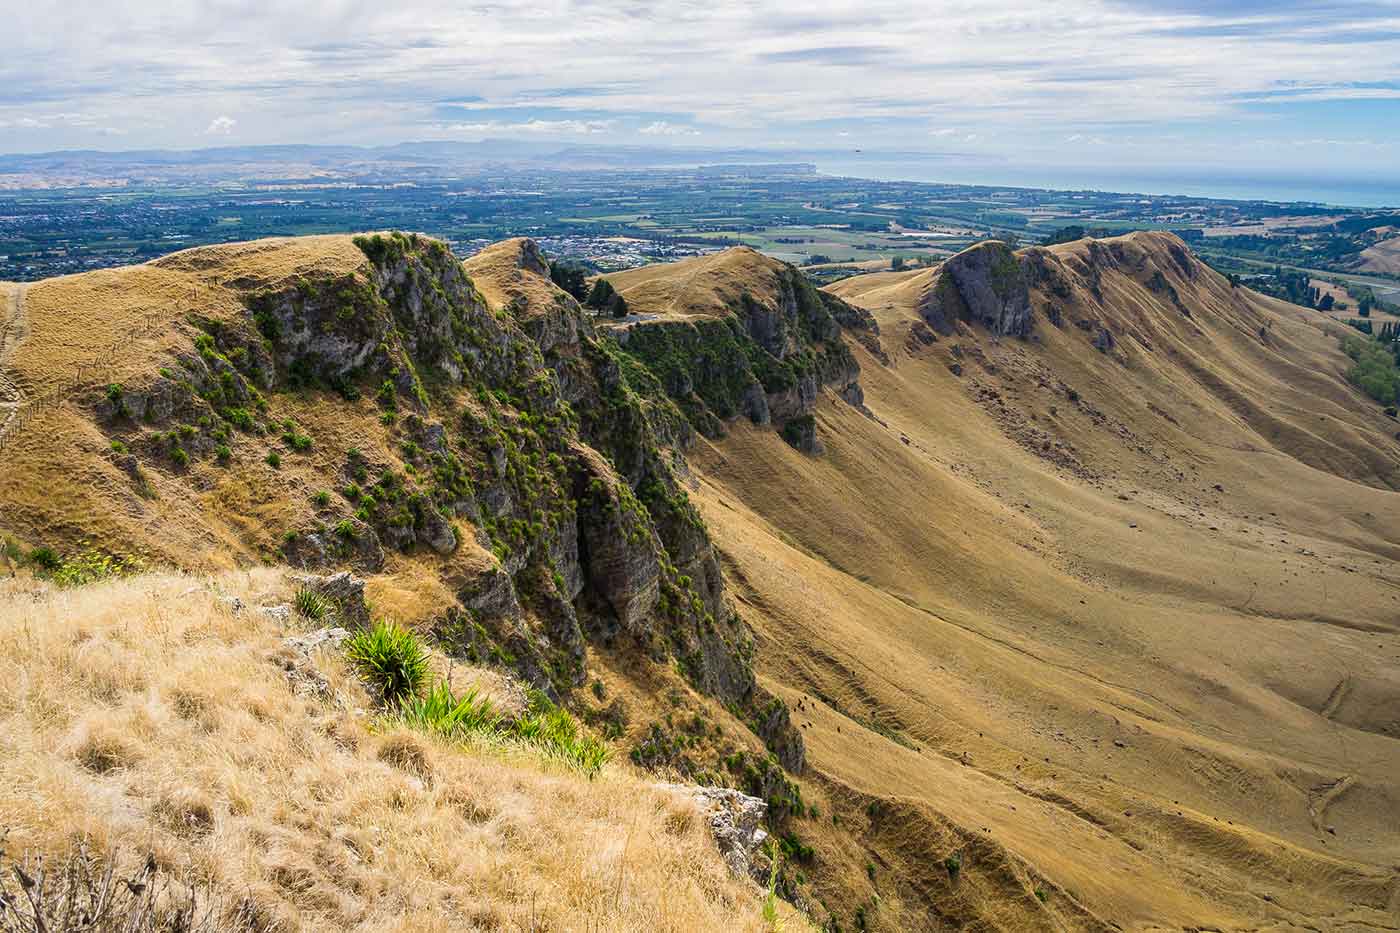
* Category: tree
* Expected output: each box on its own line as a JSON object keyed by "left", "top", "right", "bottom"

{"left": 1318, "top": 293, "right": 1335, "bottom": 311}
{"left": 585, "top": 278, "right": 628, "bottom": 318}
{"left": 549, "top": 260, "right": 589, "bottom": 302}
{"left": 1043, "top": 225, "right": 1086, "bottom": 246}
{"left": 890, "top": 256, "right": 906, "bottom": 271}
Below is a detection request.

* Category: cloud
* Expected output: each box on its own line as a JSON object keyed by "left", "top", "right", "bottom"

{"left": 434, "top": 118, "right": 613, "bottom": 136}
{"left": 1, "top": 0, "right": 1397, "bottom": 175}
{"left": 639, "top": 121, "right": 700, "bottom": 136}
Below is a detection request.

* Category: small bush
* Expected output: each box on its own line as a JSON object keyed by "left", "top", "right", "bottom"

{"left": 214, "top": 444, "right": 232, "bottom": 464}
{"left": 312, "top": 490, "right": 331, "bottom": 508}
{"left": 345, "top": 621, "right": 430, "bottom": 705}
{"left": 513, "top": 692, "right": 611, "bottom": 778}
{"left": 105, "top": 383, "right": 128, "bottom": 418}
{"left": 944, "top": 853, "right": 962, "bottom": 879}
{"left": 265, "top": 451, "right": 281, "bottom": 469}
{"left": 50, "top": 549, "right": 139, "bottom": 587}
{"left": 294, "top": 586, "right": 334, "bottom": 623}
{"left": 27, "top": 546, "right": 62, "bottom": 571}
{"left": 397, "top": 681, "right": 501, "bottom": 738}
{"left": 282, "top": 429, "right": 313, "bottom": 452}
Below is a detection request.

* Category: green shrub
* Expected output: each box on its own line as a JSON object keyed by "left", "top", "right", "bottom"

{"left": 105, "top": 383, "right": 128, "bottom": 418}
{"left": 513, "top": 691, "right": 611, "bottom": 778}
{"left": 294, "top": 586, "right": 334, "bottom": 623}
{"left": 345, "top": 621, "right": 430, "bottom": 705}
{"left": 397, "top": 681, "right": 501, "bottom": 737}
{"left": 221, "top": 407, "right": 255, "bottom": 431}
{"left": 109, "top": 440, "right": 127, "bottom": 454}
{"left": 944, "top": 853, "right": 962, "bottom": 879}
{"left": 36, "top": 547, "right": 139, "bottom": 587}
{"left": 282, "top": 429, "right": 313, "bottom": 452}
{"left": 265, "top": 451, "right": 281, "bottom": 469}
{"left": 312, "top": 490, "right": 331, "bottom": 508}
{"left": 215, "top": 444, "right": 232, "bottom": 464}
{"left": 1341, "top": 334, "right": 1400, "bottom": 405}
{"left": 27, "top": 546, "right": 62, "bottom": 571}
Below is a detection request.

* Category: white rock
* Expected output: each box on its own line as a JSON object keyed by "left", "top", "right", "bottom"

{"left": 657, "top": 783, "right": 769, "bottom": 884}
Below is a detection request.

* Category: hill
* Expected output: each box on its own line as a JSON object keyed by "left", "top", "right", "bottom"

{"left": 2, "top": 231, "right": 1399, "bottom": 930}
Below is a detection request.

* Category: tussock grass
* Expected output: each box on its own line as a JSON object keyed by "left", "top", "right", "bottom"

{"left": 292, "top": 586, "right": 333, "bottom": 624}
{"left": 343, "top": 620, "right": 428, "bottom": 705}
{"left": 0, "top": 571, "right": 777, "bottom": 931}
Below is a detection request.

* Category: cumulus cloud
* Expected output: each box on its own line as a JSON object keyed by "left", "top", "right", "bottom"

{"left": 2, "top": 0, "right": 1397, "bottom": 169}
{"left": 639, "top": 121, "right": 700, "bottom": 136}
{"left": 434, "top": 118, "right": 612, "bottom": 135}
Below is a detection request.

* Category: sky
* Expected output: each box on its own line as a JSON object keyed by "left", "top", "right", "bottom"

{"left": 4, "top": 0, "right": 1400, "bottom": 183}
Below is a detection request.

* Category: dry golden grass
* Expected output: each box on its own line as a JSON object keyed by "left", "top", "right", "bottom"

{"left": 0, "top": 570, "right": 779, "bottom": 932}
{"left": 682, "top": 232, "right": 1400, "bottom": 929}
{"left": 1359, "top": 234, "right": 1400, "bottom": 275}
{"left": 461, "top": 237, "right": 570, "bottom": 320}
{"left": 7, "top": 230, "right": 1400, "bottom": 930}
{"left": 603, "top": 247, "right": 791, "bottom": 322}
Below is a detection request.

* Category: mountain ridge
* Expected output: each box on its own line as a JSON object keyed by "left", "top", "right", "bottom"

{"left": 2, "top": 230, "right": 1399, "bottom": 931}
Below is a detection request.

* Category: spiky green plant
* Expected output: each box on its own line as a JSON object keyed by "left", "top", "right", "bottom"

{"left": 397, "top": 681, "right": 501, "bottom": 737}
{"left": 293, "top": 587, "right": 334, "bottom": 623}
{"left": 761, "top": 849, "right": 783, "bottom": 931}
{"left": 344, "top": 621, "right": 430, "bottom": 705}
{"left": 513, "top": 691, "right": 611, "bottom": 778}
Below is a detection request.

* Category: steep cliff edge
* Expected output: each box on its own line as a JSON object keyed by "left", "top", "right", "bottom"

{"left": 0, "top": 231, "right": 806, "bottom": 782}
{"left": 601, "top": 247, "right": 879, "bottom": 452}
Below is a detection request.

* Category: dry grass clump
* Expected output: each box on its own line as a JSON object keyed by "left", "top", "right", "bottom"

{"left": 0, "top": 571, "right": 777, "bottom": 931}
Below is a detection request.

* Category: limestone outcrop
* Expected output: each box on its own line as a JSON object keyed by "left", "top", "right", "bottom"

{"left": 917, "top": 240, "right": 1033, "bottom": 338}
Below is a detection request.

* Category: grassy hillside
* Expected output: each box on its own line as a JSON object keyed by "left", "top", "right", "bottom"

{"left": 2, "top": 230, "right": 1399, "bottom": 931}
{"left": 687, "top": 231, "right": 1400, "bottom": 929}
{"left": 0, "top": 570, "right": 782, "bottom": 931}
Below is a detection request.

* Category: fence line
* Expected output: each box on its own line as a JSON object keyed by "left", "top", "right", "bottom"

{"left": 0, "top": 292, "right": 194, "bottom": 455}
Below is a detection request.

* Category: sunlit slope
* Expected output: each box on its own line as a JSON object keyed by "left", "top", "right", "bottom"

{"left": 687, "top": 232, "right": 1400, "bottom": 929}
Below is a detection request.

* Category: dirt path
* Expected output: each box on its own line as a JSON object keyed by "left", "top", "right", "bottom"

{"left": 0, "top": 283, "right": 29, "bottom": 450}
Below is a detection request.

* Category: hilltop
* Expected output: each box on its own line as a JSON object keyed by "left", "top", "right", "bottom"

{"left": 2, "top": 230, "right": 1399, "bottom": 931}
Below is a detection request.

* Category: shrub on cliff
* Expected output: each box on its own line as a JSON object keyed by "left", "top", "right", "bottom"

{"left": 345, "top": 620, "right": 431, "bottom": 704}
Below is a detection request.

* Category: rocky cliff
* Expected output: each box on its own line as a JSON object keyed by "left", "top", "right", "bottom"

{"left": 0, "top": 231, "right": 804, "bottom": 779}
{"left": 916, "top": 239, "right": 1034, "bottom": 338}
{"left": 600, "top": 247, "right": 879, "bottom": 453}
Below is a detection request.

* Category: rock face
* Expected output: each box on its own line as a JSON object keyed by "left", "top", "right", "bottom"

{"left": 291, "top": 571, "right": 370, "bottom": 628}
{"left": 658, "top": 784, "right": 770, "bottom": 885}
{"left": 918, "top": 240, "right": 1033, "bottom": 338}
{"left": 606, "top": 253, "right": 875, "bottom": 450}
{"left": 73, "top": 230, "right": 805, "bottom": 789}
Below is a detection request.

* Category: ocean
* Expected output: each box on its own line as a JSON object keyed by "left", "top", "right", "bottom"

{"left": 812, "top": 158, "right": 1400, "bottom": 209}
